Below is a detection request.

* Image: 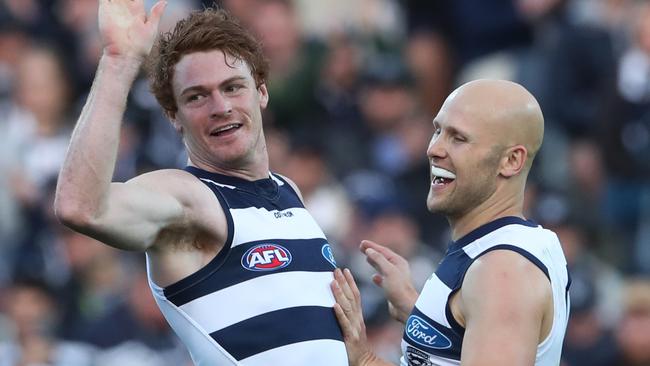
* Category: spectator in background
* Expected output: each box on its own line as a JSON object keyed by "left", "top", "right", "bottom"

{"left": 615, "top": 278, "right": 650, "bottom": 366}
{"left": 403, "top": 30, "right": 452, "bottom": 116}
{"left": 561, "top": 274, "right": 619, "bottom": 366}
{"left": 0, "top": 278, "right": 96, "bottom": 366}
{"left": 515, "top": 0, "right": 616, "bottom": 193}
{"left": 3, "top": 45, "right": 73, "bottom": 208}
{"left": 405, "top": 0, "right": 532, "bottom": 83}
{"left": 600, "top": 0, "right": 650, "bottom": 274}
{"left": 248, "top": 0, "right": 328, "bottom": 134}
{"left": 283, "top": 142, "right": 353, "bottom": 246}
{"left": 84, "top": 270, "right": 191, "bottom": 366}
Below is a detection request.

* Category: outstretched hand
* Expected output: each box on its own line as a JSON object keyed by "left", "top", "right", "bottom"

{"left": 361, "top": 240, "right": 419, "bottom": 323}
{"left": 98, "top": 0, "right": 167, "bottom": 61}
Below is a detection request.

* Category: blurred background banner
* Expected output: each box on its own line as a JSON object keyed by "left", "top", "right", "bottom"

{"left": 0, "top": 0, "right": 648, "bottom": 365}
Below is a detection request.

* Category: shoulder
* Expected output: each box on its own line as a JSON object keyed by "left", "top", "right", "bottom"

{"left": 459, "top": 249, "right": 551, "bottom": 320}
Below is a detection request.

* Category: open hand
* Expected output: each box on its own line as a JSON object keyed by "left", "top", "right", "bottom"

{"left": 98, "top": 0, "right": 167, "bottom": 61}
{"left": 361, "top": 240, "right": 419, "bottom": 323}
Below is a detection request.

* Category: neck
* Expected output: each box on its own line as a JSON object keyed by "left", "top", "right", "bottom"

{"left": 448, "top": 187, "right": 525, "bottom": 241}
{"left": 189, "top": 143, "right": 270, "bottom": 181}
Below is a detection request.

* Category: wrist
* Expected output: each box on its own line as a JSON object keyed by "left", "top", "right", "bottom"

{"left": 99, "top": 53, "right": 144, "bottom": 76}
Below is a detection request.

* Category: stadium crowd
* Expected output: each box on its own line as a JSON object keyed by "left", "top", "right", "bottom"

{"left": 0, "top": 0, "right": 649, "bottom": 365}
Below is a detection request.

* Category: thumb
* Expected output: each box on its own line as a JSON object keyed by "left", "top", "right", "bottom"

{"left": 147, "top": 0, "right": 167, "bottom": 28}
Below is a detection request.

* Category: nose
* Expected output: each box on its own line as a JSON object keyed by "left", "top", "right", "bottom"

{"left": 427, "top": 133, "right": 447, "bottom": 161}
{"left": 209, "top": 91, "right": 232, "bottom": 118}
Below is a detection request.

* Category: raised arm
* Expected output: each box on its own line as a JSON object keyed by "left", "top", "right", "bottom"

{"left": 54, "top": 0, "right": 175, "bottom": 251}
{"left": 458, "top": 250, "right": 551, "bottom": 365}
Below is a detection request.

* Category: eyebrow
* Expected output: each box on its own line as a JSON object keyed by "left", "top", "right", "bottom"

{"left": 179, "top": 76, "right": 249, "bottom": 97}
{"left": 433, "top": 120, "right": 470, "bottom": 137}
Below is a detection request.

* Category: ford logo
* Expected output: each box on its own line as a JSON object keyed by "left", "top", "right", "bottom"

{"left": 405, "top": 315, "right": 452, "bottom": 350}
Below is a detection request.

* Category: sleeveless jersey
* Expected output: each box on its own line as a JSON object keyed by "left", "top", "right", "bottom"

{"left": 146, "top": 167, "right": 348, "bottom": 366}
{"left": 401, "top": 216, "right": 570, "bottom": 366}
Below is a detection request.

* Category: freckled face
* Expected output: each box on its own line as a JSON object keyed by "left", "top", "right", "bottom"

{"left": 171, "top": 50, "right": 269, "bottom": 169}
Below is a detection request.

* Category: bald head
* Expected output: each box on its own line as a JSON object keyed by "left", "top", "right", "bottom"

{"left": 443, "top": 79, "right": 544, "bottom": 170}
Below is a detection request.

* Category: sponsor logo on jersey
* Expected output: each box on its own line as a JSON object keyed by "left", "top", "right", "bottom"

{"left": 405, "top": 315, "right": 452, "bottom": 350}
{"left": 321, "top": 243, "right": 337, "bottom": 267}
{"left": 274, "top": 210, "right": 294, "bottom": 219}
{"left": 242, "top": 244, "right": 292, "bottom": 271}
{"left": 405, "top": 346, "right": 433, "bottom": 366}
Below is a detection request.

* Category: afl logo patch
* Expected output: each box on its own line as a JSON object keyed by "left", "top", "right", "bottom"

{"left": 405, "top": 315, "right": 452, "bottom": 350}
{"left": 242, "top": 244, "right": 292, "bottom": 271}
{"left": 322, "top": 243, "right": 337, "bottom": 267}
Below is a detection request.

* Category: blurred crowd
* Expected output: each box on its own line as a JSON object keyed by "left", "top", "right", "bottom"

{"left": 0, "top": 0, "right": 649, "bottom": 365}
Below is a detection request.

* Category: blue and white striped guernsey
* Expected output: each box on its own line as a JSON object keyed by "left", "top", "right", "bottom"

{"left": 401, "top": 217, "right": 571, "bottom": 366}
{"left": 146, "top": 166, "right": 348, "bottom": 366}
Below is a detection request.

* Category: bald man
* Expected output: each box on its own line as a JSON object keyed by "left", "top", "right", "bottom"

{"left": 331, "top": 79, "right": 570, "bottom": 366}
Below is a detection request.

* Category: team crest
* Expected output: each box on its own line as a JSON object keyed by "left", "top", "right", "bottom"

{"left": 321, "top": 243, "right": 337, "bottom": 267}
{"left": 405, "top": 346, "right": 433, "bottom": 366}
{"left": 242, "top": 244, "right": 292, "bottom": 271}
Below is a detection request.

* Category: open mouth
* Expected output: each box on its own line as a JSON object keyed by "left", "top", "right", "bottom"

{"left": 431, "top": 166, "right": 456, "bottom": 186}
{"left": 210, "top": 123, "right": 243, "bottom": 137}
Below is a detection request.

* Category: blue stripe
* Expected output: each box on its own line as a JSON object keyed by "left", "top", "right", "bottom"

{"left": 445, "top": 299, "right": 465, "bottom": 339}
{"left": 212, "top": 306, "right": 343, "bottom": 360}
{"left": 449, "top": 216, "right": 537, "bottom": 251}
{"left": 475, "top": 245, "right": 550, "bottom": 280}
{"left": 435, "top": 249, "right": 473, "bottom": 290}
{"left": 166, "top": 238, "right": 335, "bottom": 306}
{"left": 565, "top": 265, "right": 572, "bottom": 309}
{"left": 403, "top": 307, "right": 462, "bottom": 361}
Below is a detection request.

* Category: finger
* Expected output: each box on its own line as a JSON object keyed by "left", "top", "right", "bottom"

{"left": 330, "top": 278, "right": 352, "bottom": 314}
{"left": 335, "top": 268, "right": 355, "bottom": 303}
{"left": 147, "top": 0, "right": 167, "bottom": 26}
{"left": 364, "top": 247, "right": 397, "bottom": 276}
{"left": 343, "top": 268, "right": 361, "bottom": 303}
{"left": 361, "top": 240, "right": 399, "bottom": 260}
{"left": 332, "top": 303, "right": 353, "bottom": 338}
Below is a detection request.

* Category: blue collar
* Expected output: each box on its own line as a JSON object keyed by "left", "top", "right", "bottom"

{"left": 449, "top": 216, "right": 537, "bottom": 252}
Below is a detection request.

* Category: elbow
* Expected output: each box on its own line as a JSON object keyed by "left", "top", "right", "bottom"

{"left": 53, "top": 195, "right": 96, "bottom": 230}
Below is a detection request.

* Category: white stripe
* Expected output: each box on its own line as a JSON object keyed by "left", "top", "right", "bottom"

{"left": 146, "top": 256, "right": 239, "bottom": 365}
{"left": 269, "top": 173, "right": 285, "bottom": 186}
{"left": 200, "top": 178, "right": 237, "bottom": 190}
{"left": 231, "top": 207, "right": 326, "bottom": 246}
{"left": 241, "top": 339, "right": 347, "bottom": 366}
{"left": 180, "top": 271, "right": 335, "bottom": 333}
{"left": 415, "top": 275, "right": 452, "bottom": 328}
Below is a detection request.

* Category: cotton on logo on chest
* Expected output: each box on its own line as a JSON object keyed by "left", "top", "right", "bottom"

{"left": 241, "top": 244, "right": 293, "bottom": 271}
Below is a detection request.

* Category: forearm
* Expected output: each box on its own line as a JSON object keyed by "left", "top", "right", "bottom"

{"left": 55, "top": 56, "right": 142, "bottom": 224}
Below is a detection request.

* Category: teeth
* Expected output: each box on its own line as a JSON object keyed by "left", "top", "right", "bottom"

{"left": 431, "top": 166, "right": 456, "bottom": 179}
{"left": 214, "top": 124, "right": 240, "bottom": 133}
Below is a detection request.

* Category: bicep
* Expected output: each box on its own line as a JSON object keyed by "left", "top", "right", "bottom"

{"left": 76, "top": 180, "right": 186, "bottom": 252}
{"left": 459, "top": 250, "right": 548, "bottom": 366}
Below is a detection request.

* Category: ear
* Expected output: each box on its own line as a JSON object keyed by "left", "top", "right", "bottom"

{"left": 258, "top": 83, "right": 269, "bottom": 109}
{"left": 499, "top": 145, "right": 527, "bottom": 178}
